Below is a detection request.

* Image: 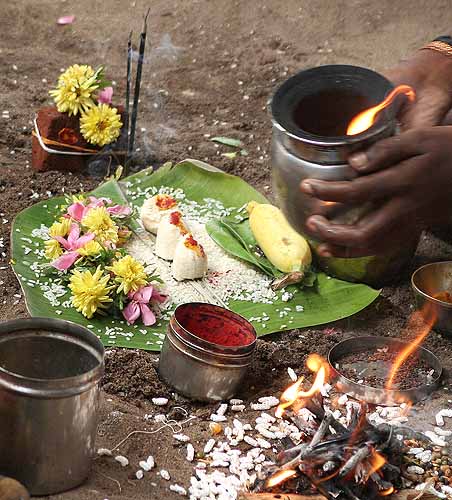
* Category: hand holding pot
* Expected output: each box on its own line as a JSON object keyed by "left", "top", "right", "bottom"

{"left": 300, "top": 126, "right": 452, "bottom": 257}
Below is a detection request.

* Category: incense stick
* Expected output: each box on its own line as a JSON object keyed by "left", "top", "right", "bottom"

{"left": 128, "top": 8, "right": 150, "bottom": 159}
{"left": 124, "top": 30, "right": 133, "bottom": 163}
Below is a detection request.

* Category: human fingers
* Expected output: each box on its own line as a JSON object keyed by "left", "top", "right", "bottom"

{"left": 300, "top": 160, "right": 418, "bottom": 204}
{"left": 304, "top": 198, "right": 412, "bottom": 250}
{"left": 347, "top": 129, "right": 426, "bottom": 173}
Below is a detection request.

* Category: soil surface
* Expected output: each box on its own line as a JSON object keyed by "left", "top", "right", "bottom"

{"left": 2, "top": 1, "right": 452, "bottom": 499}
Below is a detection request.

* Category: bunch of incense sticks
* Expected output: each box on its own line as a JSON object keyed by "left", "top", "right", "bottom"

{"left": 124, "top": 8, "right": 150, "bottom": 165}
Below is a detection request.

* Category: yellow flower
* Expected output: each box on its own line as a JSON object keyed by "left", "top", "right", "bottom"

{"left": 49, "top": 217, "right": 72, "bottom": 238}
{"left": 71, "top": 194, "right": 87, "bottom": 204}
{"left": 49, "top": 64, "right": 98, "bottom": 116}
{"left": 107, "top": 255, "right": 148, "bottom": 295}
{"left": 44, "top": 239, "right": 63, "bottom": 260}
{"left": 81, "top": 206, "right": 118, "bottom": 244}
{"left": 69, "top": 266, "right": 113, "bottom": 319}
{"left": 80, "top": 104, "right": 122, "bottom": 147}
{"left": 77, "top": 240, "right": 103, "bottom": 257}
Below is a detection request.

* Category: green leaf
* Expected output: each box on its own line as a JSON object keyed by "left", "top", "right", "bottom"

{"left": 211, "top": 137, "right": 243, "bottom": 148}
{"left": 206, "top": 219, "right": 274, "bottom": 276}
{"left": 221, "top": 152, "right": 238, "bottom": 160}
{"left": 11, "top": 160, "right": 380, "bottom": 352}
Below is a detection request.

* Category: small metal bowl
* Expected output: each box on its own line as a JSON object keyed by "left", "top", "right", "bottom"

{"left": 412, "top": 261, "right": 452, "bottom": 336}
{"left": 328, "top": 336, "right": 442, "bottom": 406}
{"left": 159, "top": 303, "right": 257, "bottom": 402}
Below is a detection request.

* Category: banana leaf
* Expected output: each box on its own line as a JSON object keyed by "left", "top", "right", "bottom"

{"left": 11, "top": 160, "right": 380, "bottom": 351}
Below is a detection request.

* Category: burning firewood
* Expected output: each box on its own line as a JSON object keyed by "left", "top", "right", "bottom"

{"left": 239, "top": 492, "right": 439, "bottom": 500}
{"left": 251, "top": 354, "right": 436, "bottom": 500}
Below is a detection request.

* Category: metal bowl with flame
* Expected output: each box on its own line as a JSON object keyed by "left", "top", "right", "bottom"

{"left": 412, "top": 261, "right": 452, "bottom": 336}
{"left": 271, "top": 64, "right": 419, "bottom": 287}
{"left": 328, "top": 336, "right": 442, "bottom": 406}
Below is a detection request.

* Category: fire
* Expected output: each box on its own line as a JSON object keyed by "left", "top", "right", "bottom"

{"left": 366, "top": 451, "right": 386, "bottom": 479}
{"left": 266, "top": 469, "right": 297, "bottom": 488}
{"left": 380, "top": 486, "right": 394, "bottom": 496}
{"left": 385, "top": 300, "right": 437, "bottom": 390}
{"left": 276, "top": 354, "right": 328, "bottom": 418}
{"left": 346, "top": 84, "right": 415, "bottom": 136}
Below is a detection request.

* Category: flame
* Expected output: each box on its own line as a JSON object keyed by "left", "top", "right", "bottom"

{"left": 276, "top": 354, "right": 328, "bottom": 418}
{"left": 380, "top": 486, "right": 394, "bottom": 496}
{"left": 366, "top": 451, "right": 386, "bottom": 479}
{"left": 385, "top": 301, "right": 437, "bottom": 390}
{"left": 266, "top": 469, "right": 297, "bottom": 488}
{"left": 346, "top": 84, "right": 415, "bottom": 136}
{"left": 275, "top": 376, "right": 305, "bottom": 418}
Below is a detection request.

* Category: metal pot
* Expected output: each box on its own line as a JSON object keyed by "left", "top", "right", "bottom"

{"left": 272, "top": 64, "right": 420, "bottom": 287}
{"left": 159, "top": 303, "right": 256, "bottom": 402}
{"left": 412, "top": 261, "right": 452, "bottom": 336}
{"left": 0, "top": 318, "right": 104, "bottom": 495}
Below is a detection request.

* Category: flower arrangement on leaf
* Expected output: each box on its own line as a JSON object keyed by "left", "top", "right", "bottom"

{"left": 44, "top": 195, "right": 166, "bottom": 326}
{"left": 49, "top": 64, "right": 123, "bottom": 147}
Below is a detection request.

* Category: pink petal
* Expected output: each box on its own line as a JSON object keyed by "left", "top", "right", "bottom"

{"left": 57, "top": 15, "right": 75, "bottom": 25}
{"left": 107, "top": 204, "right": 132, "bottom": 216}
{"left": 97, "top": 87, "right": 113, "bottom": 105}
{"left": 74, "top": 233, "right": 96, "bottom": 250}
{"left": 139, "top": 304, "right": 156, "bottom": 326}
{"left": 51, "top": 251, "right": 79, "bottom": 271}
{"left": 152, "top": 289, "right": 167, "bottom": 304}
{"left": 53, "top": 235, "right": 70, "bottom": 251}
{"left": 67, "top": 223, "right": 81, "bottom": 248}
{"left": 123, "top": 301, "right": 141, "bottom": 324}
{"left": 67, "top": 203, "right": 86, "bottom": 222}
{"left": 87, "top": 196, "right": 110, "bottom": 208}
{"left": 134, "top": 285, "right": 154, "bottom": 304}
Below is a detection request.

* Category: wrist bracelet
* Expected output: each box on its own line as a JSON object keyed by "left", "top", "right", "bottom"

{"left": 421, "top": 36, "right": 452, "bottom": 56}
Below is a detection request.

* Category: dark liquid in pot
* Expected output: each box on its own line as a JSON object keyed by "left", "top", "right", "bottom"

{"left": 293, "top": 89, "right": 373, "bottom": 137}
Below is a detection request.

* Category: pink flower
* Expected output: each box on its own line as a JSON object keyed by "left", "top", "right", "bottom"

{"left": 98, "top": 87, "right": 113, "bottom": 105}
{"left": 51, "top": 223, "right": 95, "bottom": 270}
{"left": 67, "top": 202, "right": 88, "bottom": 222}
{"left": 122, "top": 285, "right": 167, "bottom": 326}
{"left": 66, "top": 197, "right": 130, "bottom": 222}
{"left": 107, "top": 204, "right": 131, "bottom": 217}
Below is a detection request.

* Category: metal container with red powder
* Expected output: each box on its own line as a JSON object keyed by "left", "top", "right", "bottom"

{"left": 159, "top": 303, "right": 256, "bottom": 401}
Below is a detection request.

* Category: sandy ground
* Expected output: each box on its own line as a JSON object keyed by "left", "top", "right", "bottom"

{"left": 2, "top": 0, "right": 452, "bottom": 498}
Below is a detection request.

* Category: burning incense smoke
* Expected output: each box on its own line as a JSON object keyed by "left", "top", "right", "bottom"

{"left": 346, "top": 84, "right": 415, "bottom": 135}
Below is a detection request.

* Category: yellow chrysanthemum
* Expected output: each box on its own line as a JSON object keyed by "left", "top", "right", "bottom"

{"left": 69, "top": 266, "right": 113, "bottom": 319}
{"left": 48, "top": 217, "right": 72, "bottom": 238}
{"left": 77, "top": 240, "right": 103, "bottom": 257}
{"left": 44, "top": 239, "right": 63, "bottom": 260}
{"left": 106, "top": 255, "right": 148, "bottom": 295}
{"left": 49, "top": 64, "right": 98, "bottom": 116}
{"left": 80, "top": 104, "right": 122, "bottom": 147}
{"left": 81, "top": 206, "right": 119, "bottom": 245}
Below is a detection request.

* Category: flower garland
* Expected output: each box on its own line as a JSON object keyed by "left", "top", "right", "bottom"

{"left": 49, "top": 64, "right": 122, "bottom": 147}
{"left": 44, "top": 195, "right": 166, "bottom": 325}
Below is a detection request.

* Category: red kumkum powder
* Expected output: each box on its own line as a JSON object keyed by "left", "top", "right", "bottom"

{"left": 184, "top": 234, "right": 206, "bottom": 258}
{"left": 176, "top": 304, "right": 255, "bottom": 347}
{"left": 156, "top": 194, "right": 177, "bottom": 210}
{"left": 169, "top": 211, "right": 188, "bottom": 235}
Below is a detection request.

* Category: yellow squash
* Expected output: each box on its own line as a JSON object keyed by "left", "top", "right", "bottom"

{"left": 247, "top": 201, "right": 312, "bottom": 273}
